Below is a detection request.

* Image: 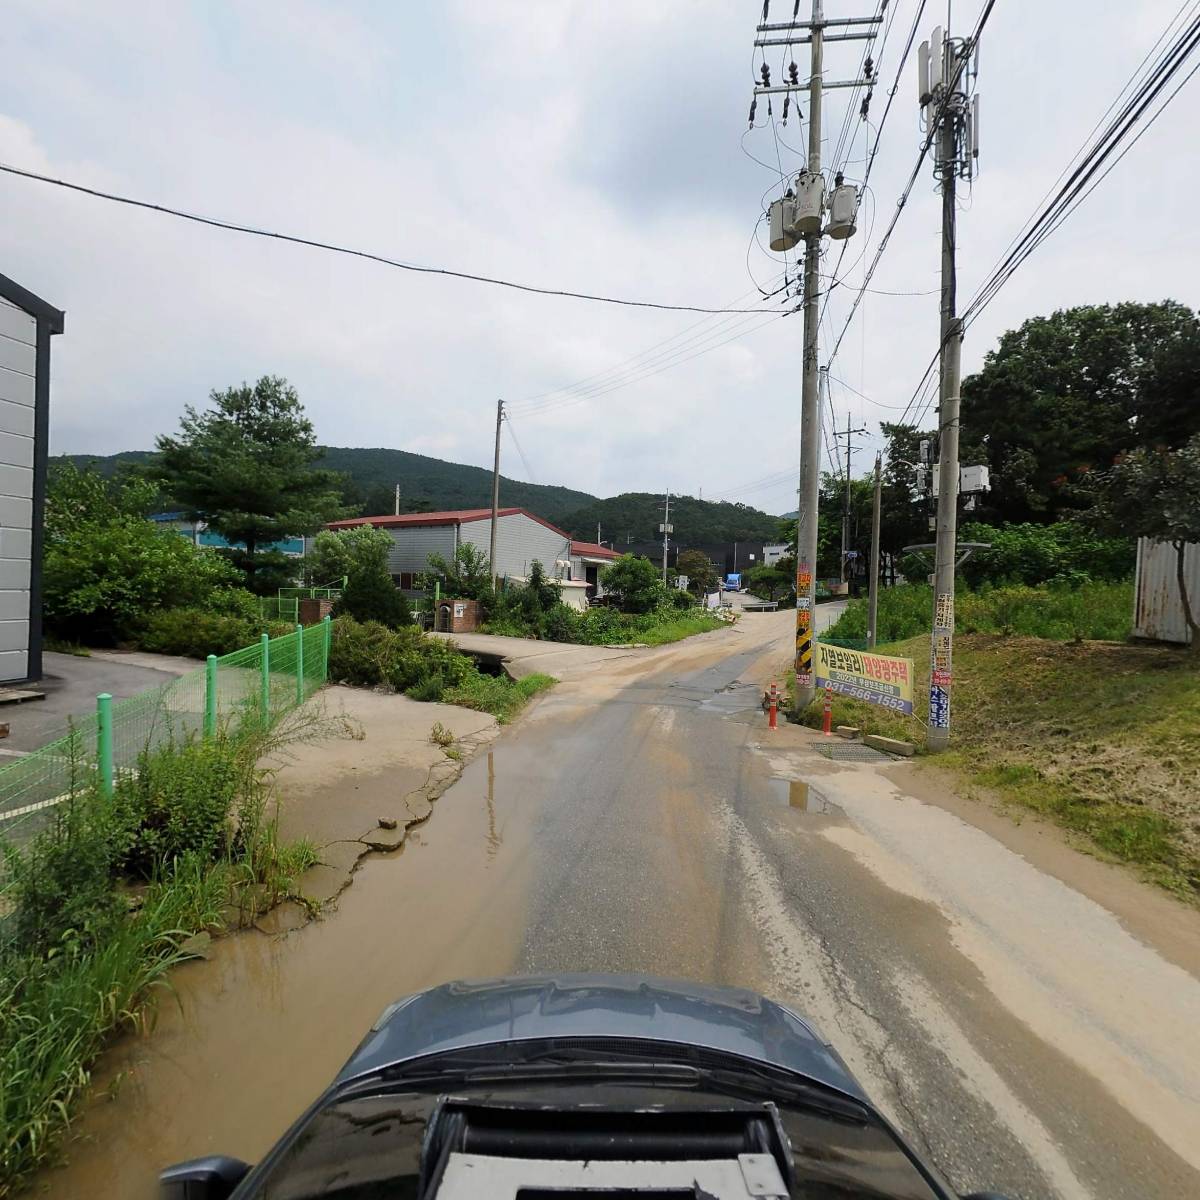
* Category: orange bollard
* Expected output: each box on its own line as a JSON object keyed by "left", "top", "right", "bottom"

{"left": 768, "top": 681, "right": 778, "bottom": 730}
{"left": 822, "top": 683, "right": 833, "bottom": 736}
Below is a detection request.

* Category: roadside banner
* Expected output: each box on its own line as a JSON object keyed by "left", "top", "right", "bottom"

{"left": 814, "top": 642, "right": 914, "bottom": 715}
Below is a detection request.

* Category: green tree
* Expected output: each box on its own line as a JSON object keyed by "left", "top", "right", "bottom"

{"left": 1086, "top": 435, "right": 1200, "bottom": 647}
{"left": 306, "top": 526, "right": 393, "bottom": 588}
{"left": 43, "top": 463, "right": 241, "bottom": 643}
{"left": 152, "top": 376, "right": 348, "bottom": 591}
{"left": 744, "top": 564, "right": 790, "bottom": 601}
{"left": 333, "top": 563, "right": 412, "bottom": 628}
{"left": 423, "top": 543, "right": 495, "bottom": 603}
{"left": 676, "top": 549, "right": 719, "bottom": 595}
{"left": 960, "top": 302, "right": 1200, "bottom": 523}
{"left": 600, "top": 554, "right": 665, "bottom": 614}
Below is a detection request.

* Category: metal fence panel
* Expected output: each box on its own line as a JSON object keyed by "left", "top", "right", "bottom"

{"left": 0, "top": 620, "right": 332, "bottom": 892}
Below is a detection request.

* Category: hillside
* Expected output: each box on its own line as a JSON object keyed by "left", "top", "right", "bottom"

{"left": 559, "top": 493, "right": 782, "bottom": 544}
{"left": 57, "top": 446, "right": 596, "bottom": 527}
{"left": 55, "top": 448, "right": 784, "bottom": 544}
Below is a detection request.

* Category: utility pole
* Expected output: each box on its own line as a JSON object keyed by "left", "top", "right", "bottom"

{"left": 596, "top": 521, "right": 601, "bottom": 546}
{"left": 489, "top": 398, "right": 504, "bottom": 585}
{"left": 793, "top": 0, "right": 825, "bottom": 712}
{"left": 867, "top": 454, "right": 882, "bottom": 648}
{"left": 920, "top": 24, "right": 979, "bottom": 750}
{"left": 750, "top": 0, "right": 872, "bottom": 711}
{"left": 832, "top": 408, "right": 867, "bottom": 587}
{"left": 659, "top": 492, "right": 672, "bottom": 582}
{"left": 394, "top": 483, "right": 401, "bottom": 516}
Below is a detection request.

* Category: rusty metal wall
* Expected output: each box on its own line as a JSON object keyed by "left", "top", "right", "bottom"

{"left": 1133, "top": 537, "right": 1198, "bottom": 645}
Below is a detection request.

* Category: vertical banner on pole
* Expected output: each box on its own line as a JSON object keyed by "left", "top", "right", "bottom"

{"left": 260, "top": 632, "right": 271, "bottom": 723}
{"left": 295, "top": 623, "right": 305, "bottom": 705}
{"left": 794, "top": 562, "right": 814, "bottom": 704}
{"left": 205, "top": 654, "right": 218, "bottom": 738}
{"left": 96, "top": 692, "right": 114, "bottom": 798}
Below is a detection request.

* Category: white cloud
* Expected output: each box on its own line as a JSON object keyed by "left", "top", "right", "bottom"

{"left": 2, "top": 0, "right": 1197, "bottom": 510}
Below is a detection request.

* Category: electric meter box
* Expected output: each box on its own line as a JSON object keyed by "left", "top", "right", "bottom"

{"left": 932, "top": 463, "right": 991, "bottom": 497}
{"left": 769, "top": 198, "right": 799, "bottom": 252}
{"left": 792, "top": 172, "right": 825, "bottom": 236}
{"left": 960, "top": 464, "right": 990, "bottom": 493}
{"left": 826, "top": 184, "right": 859, "bottom": 240}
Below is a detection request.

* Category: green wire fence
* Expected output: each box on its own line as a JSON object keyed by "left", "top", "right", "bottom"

{"left": 0, "top": 619, "right": 332, "bottom": 888}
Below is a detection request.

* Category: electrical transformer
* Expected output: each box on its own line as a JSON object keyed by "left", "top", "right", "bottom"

{"left": 769, "top": 197, "right": 799, "bottom": 252}
{"left": 792, "top": 171, "right": 826, "bottom": 236}
{"left": 826, "top": 184, "right": 859, "bottom": 240}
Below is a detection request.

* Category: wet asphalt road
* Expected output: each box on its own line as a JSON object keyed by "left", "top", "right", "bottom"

{"left": 499, "top": 616, "right": 1199, "bottom": 1200}
{"left": 41, "top": 609, "right": 1200, "bottom": 1200}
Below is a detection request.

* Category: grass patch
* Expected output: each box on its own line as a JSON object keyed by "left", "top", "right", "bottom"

{"left": 826, "top": 579, "right": 1134, "bottom": 645}
{"left": 441, "top": 672, "right": 556, "bottom": 724}
{"left": 482, "top": 604, "right": 729, "bottom": 647}
{"left": 791, "top": 632, "right": 1200, "bottom": 898}
{"left": 0, "top": 708, "right": 338, "bottom": 1192}
{"left": 43, "top": 637, "right": 90, "bottom": 657}
{"left": 632, "top": 612, "right": 729, "bottom": 646}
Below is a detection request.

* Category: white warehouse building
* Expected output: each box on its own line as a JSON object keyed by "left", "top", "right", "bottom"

{"left": 324, "top": 508, "right": 619, "bottom": 608}
{"left": 0, "top": 273, "right": 64, "bottom": 685}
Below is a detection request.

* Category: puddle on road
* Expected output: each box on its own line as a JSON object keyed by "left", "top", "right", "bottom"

{"left": 769, "top": 777, "right": 842, "bottom": 816}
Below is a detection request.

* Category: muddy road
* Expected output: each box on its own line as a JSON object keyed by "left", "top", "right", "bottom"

{"left": 42, "top": 609, "right": 1200, "bottom": 1199}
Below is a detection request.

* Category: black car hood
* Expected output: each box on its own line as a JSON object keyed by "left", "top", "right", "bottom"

{"left": 337, "top": 973, "right": 866, "bottom": 1103}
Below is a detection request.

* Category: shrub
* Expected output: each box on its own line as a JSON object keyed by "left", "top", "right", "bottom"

{"left": 334, "top": 563, "right": 412, "bottom": 628}
{"left": 306, "top": 526, "right": 393, "bottom": 587}
{"left": 600, "top": 554, "right": 666, "bottom": 614}
{"left": 115, "top": 734, "right": 248, "bottom": 878}
{"left": 138, "top": 608, "right": 291, "bottom": 658}
{"left": 43, "top": 463, "right": 245, "bottom": 644}
{"left": 328, "top": 617, "right": 474, "bottom": 692}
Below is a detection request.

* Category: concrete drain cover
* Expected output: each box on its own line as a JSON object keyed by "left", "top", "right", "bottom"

{"left": 813, "top": 742, "right": 894, "bottom": 762}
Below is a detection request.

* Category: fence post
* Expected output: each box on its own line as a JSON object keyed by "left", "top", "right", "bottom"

{"left": 322, "top": 614, "right": 332, "bottom": 681}
{"left": 97, "top": 693, "right": 114, "bottom": 798}
{"left": 205, "top": 654, "right": 218, "bottom": 738}
{"left": 295, "top": 623, "right": 305, "bottom": 705}
{"left": 260, "top": 632, "right": 271, "bottom": 723}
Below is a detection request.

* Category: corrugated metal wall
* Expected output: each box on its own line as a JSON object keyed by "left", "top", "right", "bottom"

{"left": 385, "top": 525, "right": 457, "bottom": 575}
{"left": 0, "top": 296, "right": 35, "bottom": 682}
{"left": 1134, "top": 537, "right": 1198, "bottom": 645}
{"left": 459, "top": 514, "right": 571, "bottom": 580}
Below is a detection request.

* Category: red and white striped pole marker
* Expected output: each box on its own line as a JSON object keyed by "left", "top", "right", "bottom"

{"left": 768, "top": 680, "right": 778, "bottom": 730}
{"left": 822, "top": 683, "right": 833, "bottom": 736}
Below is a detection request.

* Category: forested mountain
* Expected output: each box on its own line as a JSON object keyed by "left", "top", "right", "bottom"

{"left": 55, "top": 448, "right": 784, "bottom": 543}
{"left": 559, "top": 493, "right": 781, "bottom": 544}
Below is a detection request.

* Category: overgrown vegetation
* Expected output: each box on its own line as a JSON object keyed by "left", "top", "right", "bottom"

{"left": 479, "top": 554, "right": 728, "bottom": 646}
{"left": 44, "top": 464, "right": 248, "bottom": 645}
{"left": 826, "top": 579, "right": 1134, "bottom": 646}
{"left": 0, "top": 711, "right": 330, "bottom": 1192}
{"left": 328, "top": 617, "right": 554, "bottom": 723}
{"left": 796, "top": 634, "right": 1200, "bottom": 899}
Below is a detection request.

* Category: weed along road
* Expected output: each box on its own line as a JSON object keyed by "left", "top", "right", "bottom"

{"left": 44, "top": 609, "right": 1200, "bottom": 1200}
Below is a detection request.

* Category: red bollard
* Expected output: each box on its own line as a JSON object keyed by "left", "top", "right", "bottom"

{"left": 822, "top": 683, "right": 833, "bottom": 736}
{"left": 768, "top": 681, "right": 778, "bottom": 730}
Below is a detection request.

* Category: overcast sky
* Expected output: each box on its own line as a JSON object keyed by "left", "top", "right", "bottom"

{"left": 3, "top": 0, "right": 1197, "bottom": 514}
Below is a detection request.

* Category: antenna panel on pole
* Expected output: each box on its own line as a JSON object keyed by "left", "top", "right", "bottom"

{"left": 917, "top": 40, "right": 932, "bottom": 105}
{"left": 971, "top": 95, "right": 980, "bottom": 166}
{"left": 930, "top": 27, "right": 944, "bottom": 90}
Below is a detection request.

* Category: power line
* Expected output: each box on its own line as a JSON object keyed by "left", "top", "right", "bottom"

{"left": 503, "top": 415, "right": 537, "bottom": 483}
{"left": 0, "top": 160, "right": 778, "bottom": 317}
{"left": 824, "top": 0, "right": 994, "bottom": 376}
{"left": 507, "top": 279, "right": 790, "bottom": 417}
{"left": 895, "top": 0, "right": 1200, "bottom": 431}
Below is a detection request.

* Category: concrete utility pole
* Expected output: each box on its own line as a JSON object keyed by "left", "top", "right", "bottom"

{"left": 833, "top": 408, "right": 868, "bottom": 586}
{"left": 394, "top": 483, "right": 401, "bottom": 516}
{"left": 660, "top": 492, "right": 672, "bottom": 582}
{"left": 792, "top": 0, "right": 825, "bottom": 711}
{"left": 867, "top": 455, "right": 882, "bottom": 648}
{"left": 923, "top": 28, "right": 976, "bottom": 751}
{"left": 489, "top": 398, "right": 504, "bottom": 585}
{"left": 750, "top": 0, "right": 872, "bottom": 709}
